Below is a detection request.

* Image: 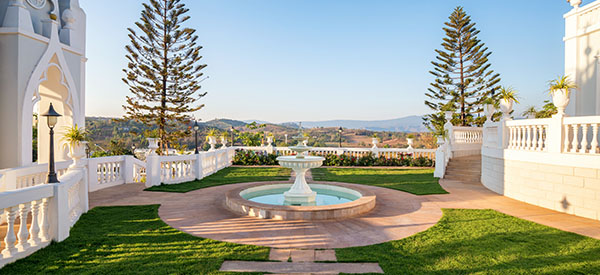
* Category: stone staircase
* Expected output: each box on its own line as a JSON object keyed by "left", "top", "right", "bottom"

{"left": 443, "top": 154, "right": 482, "bottom": 184}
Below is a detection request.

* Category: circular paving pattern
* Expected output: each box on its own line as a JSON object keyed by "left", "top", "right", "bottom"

{"left": 157, "top": 181, "right": 443, "bottom": 249}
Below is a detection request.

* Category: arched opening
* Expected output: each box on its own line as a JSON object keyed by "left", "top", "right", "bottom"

{"left": 34, "top": 59, "right": 75, "bottom": 164}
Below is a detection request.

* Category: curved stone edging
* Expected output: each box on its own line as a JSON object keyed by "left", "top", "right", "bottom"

{"left": 225, "top": 182, "right": 376, "bottom": 220}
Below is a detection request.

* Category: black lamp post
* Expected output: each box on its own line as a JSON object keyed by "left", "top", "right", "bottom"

{"left": 41, "top": 103, "right": 62, "bottom": 184}
{"left": 131, "top": 144, "right": 136, "bottom": 156}
{"left": 338, "top": 127, "right": 343, "bottom": 148}
{"left": 193, "top": 120, "right": 200, "bottom": 154}
{"left": 230, "top": 126, "right": 234, "bottom": 146}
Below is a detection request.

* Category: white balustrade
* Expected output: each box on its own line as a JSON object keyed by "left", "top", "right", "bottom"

{"left": 505, "top": 119, "right": 551, "bottom": 152}
{"left": 0, "top": 160, "right": 71, "bottom": 191}
{"left": 562, "top": 116, "right": 600, "bottom": 155}
{"left": 452, "top": 126, "right": 483, "bottom": 144}
{"left": 160, "top": 155, "right": 196, "bottom": 184}
{"left": 145, "top": 148, "right": 235, "bottom": 187}
{"left": 0, "top": 182, "right": 55, "bottom": 268}
{"left": 236, "top": 146, "right": 436, "bottom": 160}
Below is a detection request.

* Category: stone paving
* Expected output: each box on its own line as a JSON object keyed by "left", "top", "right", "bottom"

{"left": 89, "top": 177, "right": 600, "bottom": 250}
{"left": 220, "top": 248, "right": 383, "bottom": 274}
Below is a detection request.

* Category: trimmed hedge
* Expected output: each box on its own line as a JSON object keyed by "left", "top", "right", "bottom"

{"left": 233, "top": 150, "right": 434, "bottom": 167}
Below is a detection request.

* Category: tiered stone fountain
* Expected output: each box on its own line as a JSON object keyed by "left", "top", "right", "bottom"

{"left": 225, "top": 124, "right": 376, "bottom": 220}
{"left": 276, "top": 130, "right": 325, "bottom": 205}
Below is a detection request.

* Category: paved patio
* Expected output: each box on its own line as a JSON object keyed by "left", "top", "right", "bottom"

{"left": 89, "top": 176, "right": 600, "bottom": 249}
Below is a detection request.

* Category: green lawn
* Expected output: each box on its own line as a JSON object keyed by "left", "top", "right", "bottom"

{"left": 145, "top": 167, "right": 291, "bottom": 193}
{"left": 311, "top": 167, "right": 447, "bottom": 195}
{"left": 0, "top": 205, "right": 268, "bottom": 275}
{"left": 337, "top": 209, "right": 600, "bottom": 274}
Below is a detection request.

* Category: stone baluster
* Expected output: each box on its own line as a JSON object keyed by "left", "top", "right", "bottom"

{"left": 515, "top": 126, "right": 522, "bottom": 149}
{"left": 532, "top": 126, "right": 539, "bottom": 150}
{"left": 580, "top": 124, "right": 589, "bottom": 153}
{"left": 591, "top": 124, "right": 599, "bottom": 154}
{"left": 28, "top": 200, "right": 41, "bottom": 247}
{"left": 508, "top": 127, "right": 514, "bottom": 149}
{"left": 564, "top": 124, "right": 571, "bottom": 152}
{"left": 39, "top": 198, "right": 50, "bottom": 242}
{"left": 524, "top": 125, "right": 531, "bottom": 150}
{"left": 16, "top": 203, "right": 30, "bottom": 251}
{"left": 2, "top": 207, "right": 19, "bottom": 257}
{"left": 570, "top": 124, "right": 579, "bottom": 153}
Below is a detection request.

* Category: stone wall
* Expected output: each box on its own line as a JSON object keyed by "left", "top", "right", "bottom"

{"left": 482, "top": 155, "right": 600, "bottom": 221}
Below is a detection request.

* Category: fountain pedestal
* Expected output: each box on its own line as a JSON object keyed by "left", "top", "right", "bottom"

{"left": 277, "top": 146, "right": 324, "bottom": 204}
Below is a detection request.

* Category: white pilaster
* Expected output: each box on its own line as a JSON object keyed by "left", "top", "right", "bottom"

{"left": 2, "top": 0, "right": 34, "bottom": 32}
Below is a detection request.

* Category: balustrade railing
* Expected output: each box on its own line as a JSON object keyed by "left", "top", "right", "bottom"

{"left": 160, "top": 155, "right": 196, "bottom": 184}
{"left": 235, "top": 146, "right": 436, "bottom": 160}
{"left": 562, "top": 116, "right": 600, "bottom": 155}
{"left": 0, "top": 161, "right": 71, "bottom": 191}
{"left": 0, "top": 168, "right": 87, "bottom": 268}
{"left": 505, "top": 119, "right": 551, "bottom": 152}
{"left": 145, "top": 147, "right": 235, "bottom": 187}
{"left": 451, "top": 126, "right": 483, "bottom": 144}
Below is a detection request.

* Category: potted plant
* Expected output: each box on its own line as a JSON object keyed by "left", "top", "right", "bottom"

{"left": 371, "top": 134, "right": 379, "bottom": 147}
{"left": 522, "top": 106, "right": 538, "bottom": 119}
{"left": 548, "top": 75, "right": 577, "bottom": 116}
{"left": 406, "top": 134, "right": 415, "bottom": 148}
{"left": 144, "top": 130, "right": 160, "bottom": 156}
{"left": 498, "top": 86, "right": 519, "bottom": 120}
{"left": 482, "top": 98, "right": 497, "bottom": 122}
{"left": 266, "top": 133, "right": 274, "bottom": 146}
{"left": 302, "top": 132, "right": 309, "bottom": 146}
{"left": 61, "top": 124, "right": 88, "bottom": 165}
{"left": 206, "top": 129, "right": 220, "bottom": 150}
{"left": 221, "top": 131, "right": 230, "bottom": 148}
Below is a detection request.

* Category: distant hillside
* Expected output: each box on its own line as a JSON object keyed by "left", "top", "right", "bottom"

{"left": 284, "top": 116, "right": 426, "bottom": 132}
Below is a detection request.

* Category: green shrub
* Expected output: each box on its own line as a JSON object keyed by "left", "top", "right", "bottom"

{"left": 233, "top": 150, "right": 277, "bottom": 165}
{"left": 233, "top": 150, "right": 434, "bottom": 167}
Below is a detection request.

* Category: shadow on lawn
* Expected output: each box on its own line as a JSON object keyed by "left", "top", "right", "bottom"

{"left": 337, "top": 209, "right": 600, "bottom": 274}
{"left": 0, "top": 205, "right": 268, "bottom": 275}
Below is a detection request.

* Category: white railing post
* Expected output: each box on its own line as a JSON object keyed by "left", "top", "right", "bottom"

{"left": 123, "top": 156, "right": 135, "bottom": 184}
{"left": 146, "top": 155, "right": 161, "bottom": 187}
{"left": 434, "top": 141, "right": 446, "bottom": 178}
{"left": 3, "top": 170, "right": 17, "bottom": 191}
{"left": 196, "top": 153, "right": 203, "bottom": 180}
{"left": 546, "top": 115, "right": 564, "bottom": 153}
{"left": 50, "top": 182, "right": 70, "bottom": 242}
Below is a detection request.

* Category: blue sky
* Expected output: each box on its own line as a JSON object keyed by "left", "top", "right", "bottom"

{"left": 83, "top": 0, "right": 575, "bottom": 123}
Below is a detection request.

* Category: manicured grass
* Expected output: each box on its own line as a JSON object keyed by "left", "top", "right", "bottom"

{"left": 145, "top": 167, "right": 291, "bottom": 193}
{"left": 0, "top": 205, "right": 268, "bottom": 275}
{"left": 311, "top": 167, "right": 447, "bottom": 195}
{"left": 336, "top": 209, "right": 600, "bottom": 274}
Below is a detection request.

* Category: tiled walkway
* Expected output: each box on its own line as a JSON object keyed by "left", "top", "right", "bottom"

{"left": 89, "top": 176, "right": 600, "bottom": 250}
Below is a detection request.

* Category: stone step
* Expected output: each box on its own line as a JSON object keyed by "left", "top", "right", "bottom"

{"left": 445, "top": 170, "right": 480, "bottom": 175}
{"left": 220, "top": 261, "right": 384, "bottom": 274}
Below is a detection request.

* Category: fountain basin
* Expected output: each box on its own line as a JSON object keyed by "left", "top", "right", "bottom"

{"left": 225, "top": 182, "right": 376, "bottom": 220}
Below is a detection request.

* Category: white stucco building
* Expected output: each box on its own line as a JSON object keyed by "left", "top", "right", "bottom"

{"left": 565, "top": 0, "right": 600, "bottom": 116}
{"left": 0, "top": 0, "right": 86, "bottom": 169}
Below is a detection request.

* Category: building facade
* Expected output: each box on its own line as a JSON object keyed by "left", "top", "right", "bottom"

{"left": 0, "top": 0, "right": 86, "bottom": 169}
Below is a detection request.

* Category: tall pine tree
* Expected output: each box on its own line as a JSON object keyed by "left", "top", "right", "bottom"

{"left": 122, "top": 0, "right": 207, "bottom": 154}
{"left": 424, "top": 6, "right": 500, "bottom": 134}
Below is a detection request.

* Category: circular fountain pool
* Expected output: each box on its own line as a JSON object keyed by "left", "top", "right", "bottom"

{"left": 225, "top": 182, "right": 376, "bottom": 221}
{"left": 241, "top": 184, "right": 362, "bottom": 206}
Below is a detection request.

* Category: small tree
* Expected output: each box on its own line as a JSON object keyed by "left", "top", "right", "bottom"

{"left": 424, "top": 6, "right": 501, "bottom": 133}
{"left": 122, "top": 0, "right": 207, "bottom": 155}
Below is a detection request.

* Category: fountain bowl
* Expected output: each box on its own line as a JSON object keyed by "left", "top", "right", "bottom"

{"left": 225, "top": 182, "right": 376, "bottom": 220}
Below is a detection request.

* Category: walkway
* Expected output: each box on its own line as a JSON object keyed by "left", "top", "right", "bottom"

{"left": 89, "top": 177, "right": 600, "bottom": 250}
